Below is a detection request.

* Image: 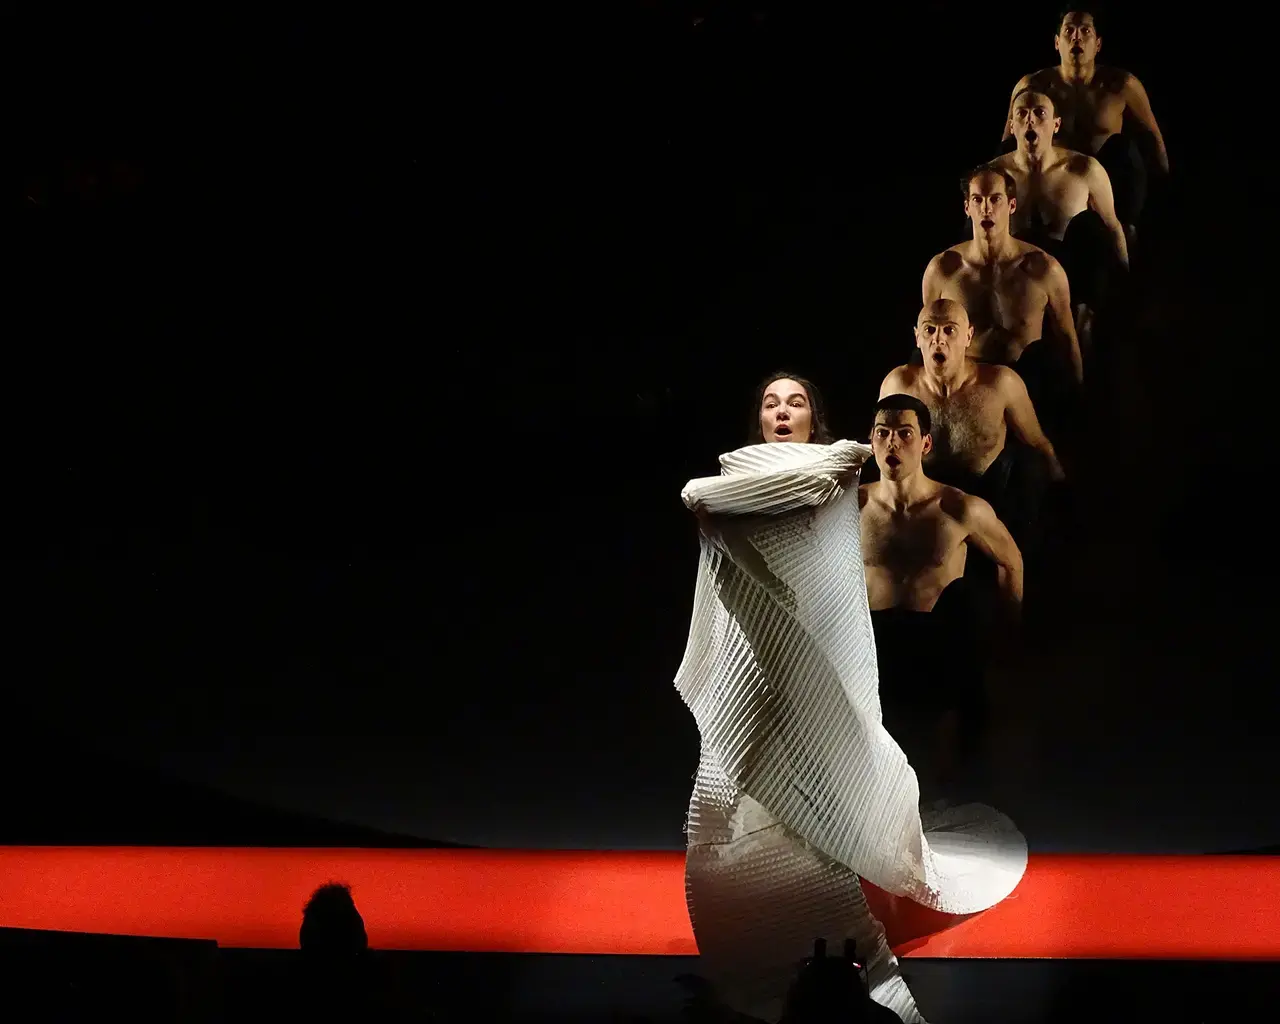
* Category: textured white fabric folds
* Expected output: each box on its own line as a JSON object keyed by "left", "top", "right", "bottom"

{"left": 675, "top": 441, "right": 1028, "bottom": 1023}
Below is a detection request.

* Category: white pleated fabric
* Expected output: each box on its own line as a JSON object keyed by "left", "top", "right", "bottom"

{"left": 675, "top": 441, "right": 1028, "bottom": 1023}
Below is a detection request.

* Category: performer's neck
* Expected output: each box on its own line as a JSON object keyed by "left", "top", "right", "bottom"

{"left": 879, "top": 472, "right": 931, "bottom": 510}
{"left": 972, "top": 230, "right": 1016, "bottom": 263}
{"left": 1013, "top": 145, "right": 1053, "bottom": 174}
{"left": 1058, "top": 60, "right": 1095, "bottom": 85}
{"left": 923, "top": 365, "right": 962, "bottom": 396}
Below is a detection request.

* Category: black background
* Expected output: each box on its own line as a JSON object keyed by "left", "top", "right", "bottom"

{"left": 8, "top": 2, "right": 1277, "bottom": 853}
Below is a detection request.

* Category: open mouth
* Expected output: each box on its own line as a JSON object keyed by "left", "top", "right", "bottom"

{"left": 931, "top": 351, "right": 947, "bottom": 364}
{"left": 981, "top": 218, "right": 994, "bottom": 229}
{"left": 1070, "top": 45, "right": 1083, "bottom": 55}
{"left": 1024, "top": 129, "right": 1038, "bottom": 144}
{"left": 774, "top": 424, "right": 792, "bottom": 438}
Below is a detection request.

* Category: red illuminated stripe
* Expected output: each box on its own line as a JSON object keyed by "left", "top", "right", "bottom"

{"left": 0, "top": 848, "right": 1276, "bottom": 959}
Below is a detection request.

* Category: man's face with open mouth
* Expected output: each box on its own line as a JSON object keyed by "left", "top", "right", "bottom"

{"left": 915, "top": 309, "right": 972, "bottom": 370}
{"left": 966, "top": 173, "right": 1014, "bottom": 235}
{"left": 1056, "top": 11, "right": 1100, "bottom": 64}
{"left": 1010, "top": 92, "right": 1059, "bottom": 153}
{"left": 871, "top": 412, "right": 930, "bottom": 478}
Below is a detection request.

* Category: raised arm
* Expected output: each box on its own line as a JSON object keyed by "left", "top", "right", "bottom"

{"left": 1122, "top": 72, "right": 1170, "bottom": 173}
{"left": 962, "top": 494, "right": 1024, "bottom": 615}
{"left": 1001, "top": 74, "right": 1033, "bottom": 144}
{"left": 998, "top": 368, "right": 1065, "bottom": 480}
{"left": 1043, "top": 255, "right": 1084, "bottom": 383}
{"left": 682, "top": 440, "right": 871, "bottom": 518}
{"left": 1084, "top": 156, "right": 1129, "bottom": 267}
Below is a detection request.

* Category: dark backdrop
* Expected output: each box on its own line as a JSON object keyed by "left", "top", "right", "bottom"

{"left": 9, "top": 3, "right": 1277, "bottom": 852}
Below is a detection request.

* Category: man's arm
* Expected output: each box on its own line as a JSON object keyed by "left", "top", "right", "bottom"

{"left": 1042, "top": 255, "right": 1084, "bottom": 382}
{"left": 1001, "top": 74, "right": 1033, "bottom": 143}
{"left": 998, "top": 368, "right": 1065, "bottom": 480}
{"left": 962, "top": 495, "right": 1024, "bottom": 614}
{"left": 1122, "top": 72, "right": 1170, "bottom": 173}
{"left": 1084, "top": 156, "right": 1129, "bottom": 267}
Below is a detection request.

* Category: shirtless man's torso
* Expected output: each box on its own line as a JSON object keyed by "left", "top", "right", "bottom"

{"left": 998, "top": 147, "right": 1094, "bottom": 239}
{"left": 881, "top": 301, "right": 1064, "bottom": 481}
{"left": 861, "top": 482, "right": 976, "bottom": 613}
{"left": 996, "top": 88, "right": 1128, "bottom": 264}
{"left": 924, "top": 167, "right": 1081, "bottom": 380}
{"left": 1017, "top": 64, "right": 1129, "bottom": 156}
{"left": 860, "top": 399, "right": 1023, "bottom": 614}
{"left": 1002, "top": 12, "right": 1169, "bottom": 173}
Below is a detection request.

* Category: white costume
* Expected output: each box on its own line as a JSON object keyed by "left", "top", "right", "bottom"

{"left": 675, "top": 441, "right": 1027, "bottom": 1022}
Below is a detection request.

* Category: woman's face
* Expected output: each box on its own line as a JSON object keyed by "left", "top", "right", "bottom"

{"left": 759, "top": 378, "right": 814, "bottom": 443}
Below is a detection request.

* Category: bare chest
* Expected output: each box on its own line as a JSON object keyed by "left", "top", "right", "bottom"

{"left": 862, "top": 508, "right": 964, "bottom": 575}
{"left": 1039, "top": 77, "right": 1126, "bottom": 145}
{"left": 1080, "top": 85, "right": 1127, "bottom": 136}
{"left": 950, "top": 260, "right": 1045, "bottom": 331}
{"left": 926, "top": 388, "right": 1006, "bottom": 464}
{"left": 1015, "top": 168, "right": 1090, "bottom": 237}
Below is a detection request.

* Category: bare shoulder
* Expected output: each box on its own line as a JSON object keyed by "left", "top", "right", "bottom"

{"left": 858, "top": 483, "right": 873, "bottom": 511}
{"left": 1013, "top": 238, "right": 1057, "bottom": 279}
{"left": 882, "top": 363, "right": 919, "bottom": 391}
{"left": 1061, "top": 149, "right": 1095, "bottom": 177}
{"left": 975, "top": 361, "right": 1020, "bottom": 392}
{"left": 937, "top": 484, "right": 976, "bottom": 523}
{"left": 1008, "top": 71, "right": 1034, "bottom": 100}
{"left": 1015, "top": 238, "right": 1067, "bottom": 284}
{"left": 931, "top": 246, "right": 967, "bottom": 277}
{"left": 1100, "top": 65, "right": 1134, "bottom": 94}
{"left": 1025, "top": 67, "right": 1058, "bottom": 90}
{"left": 940, "top": 485, "right": 995, "bottom": 528}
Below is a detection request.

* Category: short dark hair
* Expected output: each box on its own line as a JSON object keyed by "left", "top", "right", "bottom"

{"left": 749, "top": 370, "right": 834, "bottom": 445}
{"left": 1057, "top": 8, "right": 1101, "bottom": 34}
{"left": 872, "top": 394, "right": 931, "bottom": 437}
{"left": 961, "top": 163, "right": 1017, "bottom": 203}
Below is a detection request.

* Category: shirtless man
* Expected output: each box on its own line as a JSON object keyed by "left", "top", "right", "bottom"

{"left": 996, "top": 89, "right": 1127, "bottom": 267}
{"left": 1001, "top": 10, "right": 1169, "bottom": 235}
{"left": 923, "top": 165, "right": 1082, "bottom": 411}
{"left": 881, "top": 301, "right": 1065, "bottom": 489}
{"left": 860, "top": 394, "right": 1023, "bottom": 796}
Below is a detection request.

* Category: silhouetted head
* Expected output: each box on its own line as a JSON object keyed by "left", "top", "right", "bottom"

{"left": 750, "top": 371, "right": 833, "bottom": 445}
{"left": 961, "top": 164, "right": 1018, "bottom": 238}
{"left": 915, "top": 300, "right": 973, "bottom": 373}
{"left": 780, "top": 937, "right": 886, "bottom": 1023}
{"left": 1009, "top": 89, "right": 1061, "bottom": 154}
{"left": 871, "top": 395, "right": 932, "bottom": 481}
{"left": 1055, "top": 10, "right": 1101, "bottom": 65}
{"left": 299, "top": 882, "right": 368, "bottom": 958}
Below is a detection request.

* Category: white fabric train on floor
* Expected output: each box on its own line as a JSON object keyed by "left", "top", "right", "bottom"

{"left": 675, "top": 440, "right": 1028, "bottom": 1023}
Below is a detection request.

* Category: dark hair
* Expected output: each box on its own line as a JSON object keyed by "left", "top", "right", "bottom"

{"left": 749, "top": 371, "right": 834, "bottom": 445}
{"left": 960, "top": 163, "right": 1018, "bottom": 203}
{"left": 872, "top": 394, "right": 931, "bottom": 436}
{"left": 1057, "top": 8, "right": 1101, "bottom": 34}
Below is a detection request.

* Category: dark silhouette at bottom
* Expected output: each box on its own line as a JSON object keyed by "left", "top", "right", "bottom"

{"left": 779, "top": 939, "right": 905, "bottom": 1024}
{"left": 296, "top": 882, "right": 378, "bottom": 1020}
